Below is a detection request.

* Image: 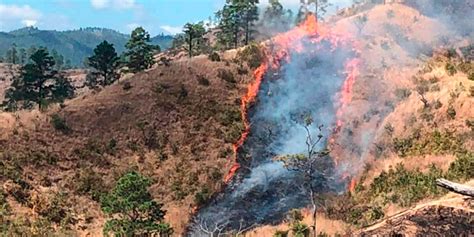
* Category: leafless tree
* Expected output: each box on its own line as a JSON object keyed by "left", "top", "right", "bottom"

{"left": 276, "top": 115, "right": 330, "bottom": 237}
{"left": 197, "top": 218, "right": 256, "bottom": 237}
{"left": 416, "top": 84, "right": 429, "bottom": 108}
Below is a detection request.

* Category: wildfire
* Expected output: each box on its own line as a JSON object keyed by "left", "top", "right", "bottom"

{"left": 349, "top": 178, "right": 357, "bottom": 193}
{"left": 224, "top": 14, "right": 360, "bottom": 185}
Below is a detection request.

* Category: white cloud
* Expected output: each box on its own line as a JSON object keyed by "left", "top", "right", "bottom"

{"left": 160, "top": 25, "right": 182, "bottom": 35}
{"left": 91, "top": 0, "right": 109, "bottom": 9}
{"left": 90, "top": 0, "right": 137, "bottom": 10}
{"left": 116, "top": 0, "right": 136, "bottom": 9}
{"left": 0, "top": 4, "right": 42, "bottom": 30}
{"left": 21, "top": 20, "right": 37, "bottom": 27}
{"left": 0, "top": 4, "right": 41, "bottom": 21}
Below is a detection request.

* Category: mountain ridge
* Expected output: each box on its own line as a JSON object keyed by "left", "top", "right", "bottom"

{"left": 0, "top": 26, "right": 174, "bottom": 66}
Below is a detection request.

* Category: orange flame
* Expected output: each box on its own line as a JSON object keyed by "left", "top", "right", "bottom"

{"left": 349, "top": 178, "right": 357, "bottom": 193}
{"left": 224, "top": 14, "right": 360, "bottom": 186}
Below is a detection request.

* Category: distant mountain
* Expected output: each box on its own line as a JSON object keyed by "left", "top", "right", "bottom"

{"left": 0, "top": 27, "right": 173, "bottom": 67}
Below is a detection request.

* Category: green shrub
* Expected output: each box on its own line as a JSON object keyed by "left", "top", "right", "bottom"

{"left": 430, "top": 84, "right": 440, "bottom": 91}
{"left": 466, "top": 119, "right": 474, "bottom": 131}
{"left": 393, "top": 130, "right": 463, "bottom": 157}
{"left": 291, "top": 222, "right": 309, "bottom": 237}
{"left": 236, "top": 43, "right": 264, "bottom": 69}
{"left": 38, "top": 192, "right": 69, "bottom": 224}
{"left": 384, "top": 123, "right": 394, "bottom": 136}
{"left": 445, "top": 62, "right": 457, "bottom": 76}
{"left": 237, "top": 65, "right": 248, "bottom": 75}
{"left": 194, "top": 187, "right": 211, "bottom": 206}
{"left": 0, "top": 188, "right": 11, "bottom": 218}
{"left": 208, "top": 52, "right": 221, "bottom": 62}
{"left": 446, "top": 152, "right": 474, "bottom": 181}
{"left": 394, "top": 88, "right": 411, "bottom": 100}
{"left": 217, "top": 69, "right": 236, "bottom": 83}
{"left": 274, "top": 230, "right": 289, "bottom": 237}
{"left": 197, "top": 75, "right": 210, "bottom": 86}
{"left": 433, "top": 99, "right": 443, "bottom": 109}
{"left": 447, "top": 105, "right": 456, "bottom": 119}
{"left": 51, "top": 114, "right": 70, "bottom": 133}
{"left": 122, "top": 81, "right": 132, "bottom": 90}
{"left": 469, "top": 73, "right": 474, "bottom": 81}
{"left": 75, "top": 169, "right": 108, "bottom": 201}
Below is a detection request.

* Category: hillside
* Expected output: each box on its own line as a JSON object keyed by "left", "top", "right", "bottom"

{"left": 0, "top": 1, "right": 473, "bottom": 237}
{"left": 0, "top": 51, "right": 256, "bottom": 235}
{"left": 0, "top": 27, "right": 173, "bottom": 66}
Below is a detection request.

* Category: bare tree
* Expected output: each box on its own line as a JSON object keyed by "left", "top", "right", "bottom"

{"left": 276, "top": 115, "right": 330, "bottom": 237}
{"left": 416, "top": 84, "right": 430, "bottom": 108}
{"left": 197, "top": 219, "right": 256, "bottom": 237}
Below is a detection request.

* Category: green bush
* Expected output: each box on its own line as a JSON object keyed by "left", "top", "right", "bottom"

{"left": 236, "top": 43, "right": 264, "bottom": 69}
{"left": 101, "top": 171, "right": 173, "bottom": 236}
{"left": 194, "top": 187, "right": 211, "bottom": 206}
{"left": 274, "top": 230, "right": 289, "bottom": 237}
{"left": 446, "top": 152, "right": 474, "bottom": 181}
{"left": 469, "top": 73, "right": 474, "bottom": 81}
{"left": 291, "top": 222, "right": 309, "bottom": 237}
{"left": 75, "top": 169, "right": 108, "bottom": 201}
{"left": 394, "top": 88, "right": 411, "bottom": 101}
{"left": 393, "top": 130, "right": 463, "bottom": 157}
{"left": 445, "top": 62, "right": 457, "bottom": 76}
{"left": 208, "top": 52, "right": 221, "bottom": 62}
{"left": 217, "top": 69, "right": 236, "bottom": 83}
{"left": 433, "top": 99, "right": 443, "bottom": 109}
{"left": 447, "top": 105, "right": 456, "bottom": 119}
{"left": 0, "top": 188, "right": 11, "bottom": 218}
{"left": 466, "top": 119, "right": 474, "bottom": 131}
{"left": 51, "top": 114, "right": 70, "bottom": 133}
{"left": 122, "top": 81, "right": 132, "bottom": 90}
{"left": 197, "top": 75, "right": 210, "bottom": 86}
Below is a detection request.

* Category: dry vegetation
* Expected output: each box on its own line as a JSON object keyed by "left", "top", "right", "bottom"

{"left": 0, "top": 54, "right": 256, "bottom": 235}
{"left": 0, "top": 2, "right": 473, "bottom": 237}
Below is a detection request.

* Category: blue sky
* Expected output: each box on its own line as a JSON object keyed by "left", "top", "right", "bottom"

{"left": 0, "top": 0, "right": 351, "bottom": 35}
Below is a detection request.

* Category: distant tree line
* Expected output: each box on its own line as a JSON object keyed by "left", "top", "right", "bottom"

{"left": 1, "top": 43, "right": 72, "bottom": 70}
{"left": 172, "top": 0, "right": 330, "bottom": 57}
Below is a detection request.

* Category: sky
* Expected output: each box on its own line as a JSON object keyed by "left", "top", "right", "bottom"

{"left": 0, "top": 0, "right": 352, "bottom": 36}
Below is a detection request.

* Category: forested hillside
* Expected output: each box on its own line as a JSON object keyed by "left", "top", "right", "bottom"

{"left": 0, "top": 27, "right": 173, "bottom": 66}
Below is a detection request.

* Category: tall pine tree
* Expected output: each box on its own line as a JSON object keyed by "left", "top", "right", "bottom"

{"left": 124, "top": 27, "right": 154, "bottom": 73}
{"left": 86, "top": 40, "right": 120, "bottom": 88}
{"left": 183, "top": 22, "right": 207, "bottom": 57}
{"left": 2, "top": 48, "right": 74, "bottom": 111}
{"left": 216, "top": 0, "right": 259, "bottom": 49}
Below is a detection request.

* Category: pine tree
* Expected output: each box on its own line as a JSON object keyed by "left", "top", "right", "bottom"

{"left": 183, "top": 22, "right": 207, "bottom": 57}
{"left": 216, "top": 0, "right": 259, "bottom": 49}
{"left": 296, "top": 0, "right": 329, "bottom": 24}
{"left": 5, "top": 44, "right": 19, "bottom": 64}
{"left": 124, "top": 27, "right": 154, "bottom": 73}
{"left": 101, "top": 171, "right": 173, "bottom": 236}
{"left": 86, "top": 40, "right": 120, "bottom": 88}
{"left": 261, "top": 0, "right": 293, "bottom": 33}
{"left": 2, "top": 48, "right": 74, "bottom": 111}
{"left": 18, "top": 48, "right": 27, "bottom": 65}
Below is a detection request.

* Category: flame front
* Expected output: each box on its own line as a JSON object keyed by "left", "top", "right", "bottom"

{"left": 224, "top": 14, "right": 360, "bottom": 184}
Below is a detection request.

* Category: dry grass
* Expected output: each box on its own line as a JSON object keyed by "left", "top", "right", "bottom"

{"left": 0, "top": 56, "right": 253, "bottom": 235}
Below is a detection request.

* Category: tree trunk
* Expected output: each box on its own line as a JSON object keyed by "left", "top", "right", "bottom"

{"left": 310, "top": 190, "right": 317, "bottom": 237}
{"left": 188, "top": 35, "right": 193, "bottom": 58}
{"left": 436, "top": 178, "right": 474, "bottom": 197}
{"left": 245, "top": 17, "right": 250, "bottom": 45}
